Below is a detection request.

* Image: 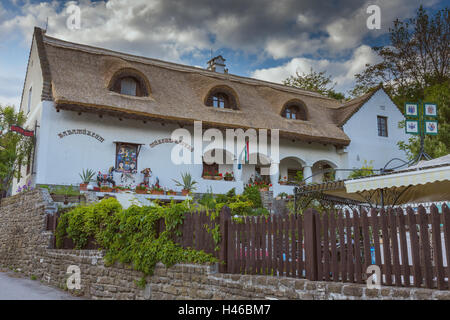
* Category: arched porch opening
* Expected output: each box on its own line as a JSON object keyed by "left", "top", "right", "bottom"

{"left": 312, "top": 160, "right": 338, "bottom": 183}
{"left": 279, "top": 156, "right": 306, "bottom": 185}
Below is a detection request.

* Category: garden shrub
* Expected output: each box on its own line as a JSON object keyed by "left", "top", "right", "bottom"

{"left": 55, "top": 198, "right": 217, "bottom": 278}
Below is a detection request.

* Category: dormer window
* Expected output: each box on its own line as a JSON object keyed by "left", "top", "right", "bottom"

{"left": 109, "top": 69, "right": 150, "bottom": 97}
{"left": 281, "top": 101, "right": 307, "bottom": 120}
{"left": 212, "top": 93, "right": 227, "bottom": 108}
{"left": 205, "top": 86, "right": 238, "bottom": 110}
{"left": 285, "top": 107, "right": 296, "bottom": 119}
{"left": 120, "top": 77, "right": 137, "bottom": 96}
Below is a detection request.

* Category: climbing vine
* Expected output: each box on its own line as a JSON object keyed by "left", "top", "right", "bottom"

{"left": 196, "top": 187, "right": 269, "bottom": 250}
{"left": 55, "top": 198, "right": 217, "bottom": 282}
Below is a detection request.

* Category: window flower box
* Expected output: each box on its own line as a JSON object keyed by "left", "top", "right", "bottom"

{"left": 224, "top": 171, "right": 234, "bottom": 181}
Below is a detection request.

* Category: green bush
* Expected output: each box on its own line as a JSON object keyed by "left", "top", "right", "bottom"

{"left": 242, "top": 184, "right": 262, "bottom": 208}
{"left": 55, "top": 198, "right": 217, "bottom": 277}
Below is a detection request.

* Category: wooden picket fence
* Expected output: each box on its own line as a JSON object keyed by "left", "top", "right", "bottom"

{"left": 47, "top": 203, "right": 450, "bottom": 290}
{"left": 220, "top": 204, "right": 450, "bottom": 290}
{"left": 225, "top": 214, "right": 304, "bottom": 277}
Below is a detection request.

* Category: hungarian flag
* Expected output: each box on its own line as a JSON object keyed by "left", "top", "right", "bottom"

{"left": 239, "top": 141, "right": 249, "bottom": 164}
{"left": 237, "top": 141, "right": 249, "bottom": 169}
{"left": 245, "top": 140, "right": 249, "bottom": 163}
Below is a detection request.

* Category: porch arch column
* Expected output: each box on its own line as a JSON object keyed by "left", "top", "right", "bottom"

{"left": 303, "top": 165, "right": 313, "bottom": 184}
{"left": 269, "top": 162, "right": 279, "bottom": 186}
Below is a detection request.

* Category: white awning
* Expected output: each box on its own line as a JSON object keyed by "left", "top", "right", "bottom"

{"left": 345, "top": 166, "right": 450, "bottom": 193}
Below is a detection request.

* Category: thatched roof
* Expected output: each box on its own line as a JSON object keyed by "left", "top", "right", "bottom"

{"left": 33, "top": 27, "right": 357, "bottom": 146}
{"left": 333, "top": 85, "right": 388, "bottom": 126}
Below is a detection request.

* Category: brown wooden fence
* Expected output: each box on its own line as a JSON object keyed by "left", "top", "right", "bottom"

{"left": 221, "top": 204, "right": 450, "bottom": 290}
{"left": 46, "top": 203, "right": 450, "bottom": 289}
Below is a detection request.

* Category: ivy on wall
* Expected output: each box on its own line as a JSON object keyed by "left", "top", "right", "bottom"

{"left": 55, "top": 198, "right": 217, "bottom": 282}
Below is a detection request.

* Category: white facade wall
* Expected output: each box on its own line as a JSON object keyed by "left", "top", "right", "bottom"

{"left": 15, "top": 104, "right": 348, "bottom": 195}
{"left": 11, "top": 38, "right": 45, "bottom": 193}
{"left": 342, "top": 89, "right": 408, "bottom": 174}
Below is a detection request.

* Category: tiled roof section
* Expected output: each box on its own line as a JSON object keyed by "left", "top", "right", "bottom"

{"left": 29, "top": 28, "right": 378, "bottom": 146}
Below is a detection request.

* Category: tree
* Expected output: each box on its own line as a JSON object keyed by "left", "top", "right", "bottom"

{"left": 283, "top": 68, "right": 346, "bottom": 100}
{"left": 0, "top": 105, "right": 34, "bottom": 199}
{"left": 351, "top": 6, "right": 449, "bottom": 159}
{"left": 351, "top": 6, "right": 449, "bottom": 98}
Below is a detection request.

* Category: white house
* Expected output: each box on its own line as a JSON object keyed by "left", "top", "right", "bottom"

{"left": 12, "top": 27, "right": 408, "bottom": 197}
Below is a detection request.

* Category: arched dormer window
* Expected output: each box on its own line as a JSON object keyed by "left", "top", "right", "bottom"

{"left": 109, "top": 69, "right": 150, "bottom": 97}
{"left": 205, "top": 86, "right": 239, "bottom": 110}
{"left": 281, "top": 101, "right": 307, "bottom": 120}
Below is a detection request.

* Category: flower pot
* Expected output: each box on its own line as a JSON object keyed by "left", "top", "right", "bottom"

{"left": 181, "top": 189, "right": 189, "bottom": 196}
{"left": 259, "top": 187, "right": 269, "bottom": 192}
{"left": 135, "top": 189, "right": 147, "bottom": 194}
{"left": 100, "top": 188, "right": 113, "bottom": 193}
{"left": 214, "top": 176, "right": 223, "bottom": 180}
{"left": 50, "top": 194, "right": 66, "bottom": 203}
{"left": 79, "top": 183, "right": 88, "bottom": 191}
{"left": 202, "top": 175, "right": 214, "bottom": 180}
{"left": 151, "top": 190, "right": 165, "bottom": 195}
{"left": 224, "top": 177, "right": 233, "bottom": 181}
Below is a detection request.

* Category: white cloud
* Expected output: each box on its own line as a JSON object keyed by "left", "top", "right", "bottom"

{"left": 0, "top": 0, "right": 443, "bottom": 105}
{"left": 251, "top": 45, "right": 380, "bottom": 94}
{"left": 1, "top": 0, "right": 438, "bottom": 60}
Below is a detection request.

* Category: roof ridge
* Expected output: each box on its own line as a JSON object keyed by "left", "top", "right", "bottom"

{"left": 41, "top": 30, "right": 340, "bottom": 104}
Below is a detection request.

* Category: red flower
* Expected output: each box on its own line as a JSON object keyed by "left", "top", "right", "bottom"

{"left": 219, "top": 173, "right": 223, "bottom": 176}
{"left": 269, "top": 184, "right": 272, "bottom": 187}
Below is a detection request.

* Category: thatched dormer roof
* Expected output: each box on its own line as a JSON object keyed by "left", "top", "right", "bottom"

{"left": 32, "top": 27, "right": 356, "bottom": 146}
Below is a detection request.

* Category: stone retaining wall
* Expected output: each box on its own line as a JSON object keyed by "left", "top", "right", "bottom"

{"left": 1, "top": 189, "right": 449, "bottom": 300}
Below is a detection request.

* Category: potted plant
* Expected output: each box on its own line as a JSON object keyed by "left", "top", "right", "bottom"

{"left": 214, "top": 171, "right": 223, "bottom": 180}
{"left": 202, "top": 170, "right": 214, "bottom": 180}
{"left": 224, "top": 171, "right": 234, "bottom": 181}
{"left": 254, "top": 181, "right": 272, "bottom": 192}
{"left": 150, "top": 185, "right": 165, "bottom": 195}
{"left": 166, "top": 189, "right": 176, "bottom": 196}
{"left": 100, "top": 185, "right": 113, "bottom": 193}
{"left": 173, "top": 172, "right": 197, "bottom": 196}
{"left": 79, "top": 169, "right": 95, "bottom": 191}
{"left": 135, "top": 183, "right": 148, "bottom": 194}
{"left": 279, "top": 175, "right": 288, "bottom": 185}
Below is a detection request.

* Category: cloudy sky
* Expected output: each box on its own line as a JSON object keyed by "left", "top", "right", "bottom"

{"left": 0, "top": 0, "right": 446, "bottom": 108}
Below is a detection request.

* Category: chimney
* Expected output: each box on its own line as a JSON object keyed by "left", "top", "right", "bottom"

{"left": 207, "top": 55, "right": 228, "bottom": 73}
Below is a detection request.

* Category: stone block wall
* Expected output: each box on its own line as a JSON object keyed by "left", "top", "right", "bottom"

{"left": 1, "top": 189, "right": 449, "bottom": 300}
